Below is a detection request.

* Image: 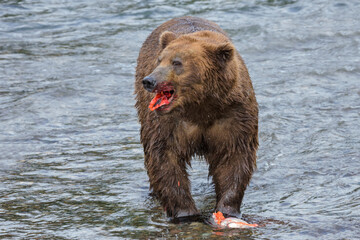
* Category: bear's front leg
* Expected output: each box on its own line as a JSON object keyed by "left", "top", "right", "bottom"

{"left": 145, "top": 151, "right": 199, "bottom": 219}
{"left": 208, "top": 148, "right": 256, "bottom": 218}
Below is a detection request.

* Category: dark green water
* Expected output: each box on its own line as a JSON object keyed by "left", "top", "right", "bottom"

{"left": 1, "top": 0, "right": 359, "bottom": 239}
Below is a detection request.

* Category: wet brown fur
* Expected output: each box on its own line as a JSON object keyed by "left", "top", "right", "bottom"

{"left": 135, "top": 16, "right": 258, "bottom": 219}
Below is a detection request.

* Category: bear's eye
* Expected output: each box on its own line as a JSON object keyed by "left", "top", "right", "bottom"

{"left": 172, "top": 60, "right": 182, "bottom": 67}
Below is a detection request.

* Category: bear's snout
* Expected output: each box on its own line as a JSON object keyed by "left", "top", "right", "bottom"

{"left": 142, "top": 76, "right": 157, "bottom": 92}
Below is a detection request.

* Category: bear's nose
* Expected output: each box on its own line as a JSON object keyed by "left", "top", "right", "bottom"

{"left": 142, "top": 76, "right": 157, "bottom": 92}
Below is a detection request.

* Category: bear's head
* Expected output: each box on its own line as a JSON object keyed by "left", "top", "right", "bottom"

{"left": 143, "top": 30, "right": 240, "bottom": 114}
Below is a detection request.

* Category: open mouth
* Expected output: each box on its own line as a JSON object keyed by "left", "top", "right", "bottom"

{"left": 148, "top": 83, "right": 176, "bottom": 111}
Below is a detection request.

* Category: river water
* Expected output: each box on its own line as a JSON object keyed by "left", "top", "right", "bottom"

{"left": 0, "top": 0, "right": 359, "bottom": 239}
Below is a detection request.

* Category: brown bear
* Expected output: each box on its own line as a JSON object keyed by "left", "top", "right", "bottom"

{"left": 135, "top": 16, "right": 258, "bottom": 220}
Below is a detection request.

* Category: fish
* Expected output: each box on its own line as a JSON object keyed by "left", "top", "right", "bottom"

{"left": 212, "top": 211, "right": 258, "bottom": 228}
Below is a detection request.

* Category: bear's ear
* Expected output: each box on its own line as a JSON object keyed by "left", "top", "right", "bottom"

{"left": 159, "top": 31, "right": 177, "bottom": 50}
{"left": 215, "top": 42, "right": 234, "bottom": 62}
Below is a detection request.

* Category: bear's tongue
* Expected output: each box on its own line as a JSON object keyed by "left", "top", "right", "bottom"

{"left": 149, "top": 92, "right": 170, "bottom": 111}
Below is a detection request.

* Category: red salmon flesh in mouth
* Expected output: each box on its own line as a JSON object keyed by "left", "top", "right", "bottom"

{"left": 148, "top": 83, "right": 176, "bottom": 111}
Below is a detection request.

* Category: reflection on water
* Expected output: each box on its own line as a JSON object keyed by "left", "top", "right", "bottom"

{"left": 0, "top": 0, "right": 359, "bottom": 239}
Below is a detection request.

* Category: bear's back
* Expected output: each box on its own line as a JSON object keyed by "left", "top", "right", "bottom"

{"left": 159, "top": 16, "right": 227, "bottom": 35}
